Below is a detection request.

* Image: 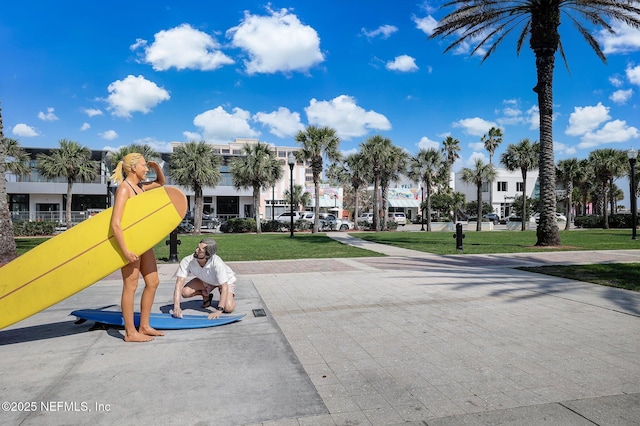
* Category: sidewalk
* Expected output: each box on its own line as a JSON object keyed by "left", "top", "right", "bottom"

{"left": 1, "top": 235, "right": 639, "bottom": 425}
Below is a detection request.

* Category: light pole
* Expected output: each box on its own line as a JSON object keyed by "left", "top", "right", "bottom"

{"left": 288, "top": 153, "right": 295, "bottom": 238}
{"left": 628, "top": 148, "right": 638, "bottom": 240}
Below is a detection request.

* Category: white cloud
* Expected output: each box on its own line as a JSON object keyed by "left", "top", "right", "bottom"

{"left": 609, "top": 75, "right": 624, "bottom": 88}
{"left": 452, "top": 117, "right": 497, "bottom": 137}
{"left": 106, "top": 75, "right": 170, "bottom": 118}
{"left": 527, "top": 105, "right": 540, "bottom": 130}
{"left": 38, "top": 107, "right": 58, "bottom": 121}
{"left": 253, "top": 107, "right": 304, "bottom": 138}
{"left": 193, "top": 106, "right": 259, "bottom": 143}
{"left": 305, "top": 95, "right": 391, "bottom": 139}
{"left": 565, "top": 103, "right": 610, "bottom": 136}
{"left": 413, "top": 15, "right": 438, "bottom": 36}
{"left": 417, "top": 136, "right": 439, "bottom": 150}
{"left": 386, "top": 55, "right": 418, "bottom": 72}
{"left": 135, "top": 24, "right": 234, "bottom": 71}
{"left": 610, "top": 89, "right": 634, "bottom": 105}
{"left": 577, "top": 119, "right": 639, "bottom": 149}
{"left": 12, "top": 123, "right": 39, "bottom": 137}
{"left": 596, "top": 21, "right": 640, "bottom": 55}
{"left": 132, "top": 136, "right": 174, "bottom": 153}
{"left": 182, "top": 131, "right": 202, "bottom": 141}
{"left": 361, "top": 25, "right": 398, "bottom": 39}
{"left": 627, "top": 64, "right": 640, "bottom": 86}
{"left": 98, "top": 130, "right": 118, "bottom": 140}
{"left": 80, "top": 122, "right": 90, "bottom": 131}
{"left": 227, "top": 7, "right": 324, "bottom": 74}
{"left": 83, "top": 108, "right": 103, "bottom": 117}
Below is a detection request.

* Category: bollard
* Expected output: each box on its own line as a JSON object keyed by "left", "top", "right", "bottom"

{"left": 166, "top": 229, "right": 181, "bottom": 262}
{"left": 452, "top": 222, "right": 465, "bottom": 251}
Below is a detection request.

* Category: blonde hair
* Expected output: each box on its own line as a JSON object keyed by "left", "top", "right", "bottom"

{"left": 109, "top": 152, "right": 143, "bottom": 184}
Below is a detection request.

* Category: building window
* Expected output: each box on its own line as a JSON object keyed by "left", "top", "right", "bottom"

{"left": 516, "top": 182, "right": 524, "bottom": 192}
{"left": 481, "top": 182, "right": 489, "bottom": 193}
{"left": 497, "top": 181, "right": 507, "bottom": 191}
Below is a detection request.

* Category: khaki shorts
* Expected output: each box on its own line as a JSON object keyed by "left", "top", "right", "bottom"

{"left": 205, "top": 275, "right": 236, "bottom": 296}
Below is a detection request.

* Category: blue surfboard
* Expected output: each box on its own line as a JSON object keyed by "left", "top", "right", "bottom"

{"left": 71, "top": 309, "right": 245, "bottom": 330}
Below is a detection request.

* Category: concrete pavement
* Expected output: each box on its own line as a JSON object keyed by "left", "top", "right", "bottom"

{"left": 1, "top": 233, "right": 639, "bottom": 425}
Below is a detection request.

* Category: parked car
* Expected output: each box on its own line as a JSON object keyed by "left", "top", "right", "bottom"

{"left": 276, "top": 211, "right": 304, "bottom": 223}
{"left": 533, "top": 212, "right": 567, "bottom": 224}
{"left": 319, "top": 214, "right": 354, "bottom": 231}
{"left": 176, "top": 219, "right": 195, "bottom": 233}
{"left": 388, "top": 212, "right": 407, "bottom": 226}
{"left": 357, "top": 212, "right": 374, "bottom": 224}
{"left": 483, "top": 213, "right": 501, "bottom": 224}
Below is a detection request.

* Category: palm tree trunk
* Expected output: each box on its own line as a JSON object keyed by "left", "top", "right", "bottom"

{"left": 521, "top": 170, "right": 527, "bottom": 232}
{"left": 476, "top": 184, "right": 482, "bottom": 232}
{"left": 314, "top": 179, "right": 320, "bottom": 233}
{"left": 0, "top": 132, "right": 18, "bottom": 263}
{"left": 565, "top": 182, "right": 573, "bottom": 231}
{"left": 253, "top": 186, "right": 261, "bottom": 234}
{"left": 66, "top": 179, "right": 73, "bottom": 229}
{"left": 373, "top": 178, "right": 380, "bottom": 231}
{"left": 353, "top": 185, "right": 360, "bottom": 230}
{"left": 534, "top": 52, "right": 560, "bottom": 245}
{"left": 426, "top": 185, "right": 432, "bottom": 232}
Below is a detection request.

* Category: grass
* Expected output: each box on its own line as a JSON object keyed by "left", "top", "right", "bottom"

{"left": 13, "top": 229, "right": 639, "bottom": 291}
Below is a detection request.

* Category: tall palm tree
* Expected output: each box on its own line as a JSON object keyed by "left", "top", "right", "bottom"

{"left": 575, "top": 158, "right": 595, "bottom": 216}
{"left": 283, "top": 184, "right": 312, "bottom": 212}
{"left": 36, "top": 139, "right": 98, "bottom": 229}
{"left": 556, "top": 158, "right": 581, "bottom": 230}
{"left": 461, "top": 158, "right": 496, "bottom": 231}
{"left": 588, "top": 148, "right": 624, "bottom": 229}
{"left": 360, "top": 135, "right": 393, "bottom": 231}
{"left": 442, "top": 136, "right": 461, "bottom": 168}
{"left": 106, "top": 144, "right": 160, "bottom": 169}
{"left": 295, "top": 126, "right": 341, "bottom": 233}
{"left": 410, "top": 148, "right": 444, "bottom": 232}
{"left": 169, "top": 141, "right": 222, "bottom": 235}
{"left": 229, "top": 142, "right": 282, "bottom": 234}
{"left": 326, "top": 153, "right": 368, "bottom": 228}
{"left": 380, "top": 145, "right": 409, "bottom": 230}
{"left": 500, "top": 138, "right": 539, "bottom": 231}
{"left": 482, "top": 127, "right": 503, "bottom": 165}
{"left": 430, "top": 1, "right": 640, "bottom": 246}
{"left": 0, "top": 113, "right": 30, "bottom": 263}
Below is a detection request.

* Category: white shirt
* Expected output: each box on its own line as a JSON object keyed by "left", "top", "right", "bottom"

{"left": 176, "top": 254, "right": 235, "bottom": 286}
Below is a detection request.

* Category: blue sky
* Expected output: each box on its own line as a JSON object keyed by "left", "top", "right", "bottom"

{"left": 2, "top": 1, "right": 640, "bottom": 175}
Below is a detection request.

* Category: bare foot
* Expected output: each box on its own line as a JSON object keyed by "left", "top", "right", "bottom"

{"left": 124, "top": 331, "right": 154, "bottom": 342}
{"left": 140, "top": 326, "right": 164, "bottom": 337}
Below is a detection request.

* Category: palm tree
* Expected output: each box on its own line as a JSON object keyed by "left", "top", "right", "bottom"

{"left": 556, "top": 158, "right": 581, "bottom": 230}
{"left": 0, "top": 112, "right": 30, "bottom": 263}
{"left": 500, "top": 138, "right": 539, "bottom": 231}
{"left": 482, "top": 127, "right": 503, "bottom": 165}
{"left": 106, "top": 144, "right": 160, "bottom": 168}
{"left": 229, "top": 142, "right": 282, "bottom": 234}
{"left": 380, "top": 146, "right": 409, "bottom": 230}
{"left": 169, "top": 141, "right": 222, "bottom": 234}
{"left": 36, "top": 139, "right": 98, "bottom": 229}
{"left": 326, "top": 153, "right": 368, "bottom": 229}
{"left": 295, "top": 126, "right": 341, "bottom": 233}
{"left": 442, "top": 136, "right": 461, "bottom": 168}
{"left": 283, "top": 184, "right": 312, "bottom": 212}
{"left": 360, "top": 135, "right": 392, "bottom": 231}
{"left": 461, "top": 158, "right": 496, "bottom": 231}
{"left": 409, "top": 148, "right": 444, "bottom": 232}
{"left": 430, "top": 1, "right": 640, "bottom": 246}
{"left": 588, "top": 148, "right": 624, "bottom": 229}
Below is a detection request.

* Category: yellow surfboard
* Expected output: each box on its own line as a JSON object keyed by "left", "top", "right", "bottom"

{"left": 0, "top": 186, "right": 187, "bottom": 329}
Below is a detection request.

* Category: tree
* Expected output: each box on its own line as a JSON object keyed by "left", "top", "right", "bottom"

{"left": 500, "top": 138, "right": 539, "bottom": 231}
{"left": 326, "top": 153, "right": 367, "bottom": 229}
{"left": 442, "top": 136, "right": 461, "bottom": 168}
{"left": 283, "top": 184, "right": 312, "bottom": 212}
{"left": 229, "top": 142, "right": 282, "bottom": 234}
{"left": 430, "top": 1, "right": 640, "bottom": 245}
{"left": 461, "top": 158, "right": 496, "bottom": 231}
{"left": 409, "top": 148, "right": 444, "bottom": 232}
{"left": 295, "top": 126, "right": 341, "bottom": 233}
{"left": 380, "top": 145, "right": 408, "bottom": 230}
{"left": 107, "top": 144, "right": 160, "bottom": 168}
{"left": 360, "top": 135, "right": 393, "bottom": 231}
{"left": 36, "top": 139, "right": 98, "bottom": 229}
{"left": 588, "top": 148, "right": 624, "bottom": 229}
{"left": 169, "top": 141, "right": 222, "bottom": 234}
{"left": 0, "top": 109, "right": 30, "bottom": 263}
{"left": 556, "top": 158, "right": 581, "bottom": 230}
{"left": 482, "top": 127, "right": 503, "bottom": 165}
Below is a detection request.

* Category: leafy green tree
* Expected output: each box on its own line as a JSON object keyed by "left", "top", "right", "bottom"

{"left": 295, "top": 126, "right": 341, "bottom": 233}
{"left": 500, "top": 138, "right": 539, "bottom": 231}
{"left": 556, "top": 158, "right": 581, "bottom": 230}
{"left": 588, "top": 148, "right": 625, "bottom": 229}
{"left": 229, "top": 142, "right": 282, "bottom": 234}
{"left": 107, "top": 144, "right": 160, "bottom": 168}
{"left": 169, "top": 141, "right": 221, "bottom": 235}
{"left": 461, "top": 158, "right": 496, "bottom": 231}
{"left": 36, "top": 139, "right": 98, "bottom": 229}
{"left": 482, "top": 127, "right": 503, "bottom": 165}
{"left": 380, "top": 145, "right": 408, "bottom": 230}
{"left": 430, "top": 0, "right": 640, "bottom": 245}
{"left": 283, "top": 184, "right": 311, "bottom": 212}
{"left": 0, "top": 107, "right": 30, "bottom": 263}
{"left": 360, "top": 135, "right": 393, "bottom": 231}
{"left": 326, "top": 153, "right": 368, "bottom": 229}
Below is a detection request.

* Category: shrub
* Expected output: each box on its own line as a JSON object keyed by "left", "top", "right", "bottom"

{"left": 261, "top": 220, "right": 283, "bottom": 232}
{"left": 221, "top": 218, "right": 257, "bottom": 233}
{"left": 574, "top": 214, "right": 636, "bottom": 229}
{"left": 13, "top": 220, "right": 57, "bottom": 236}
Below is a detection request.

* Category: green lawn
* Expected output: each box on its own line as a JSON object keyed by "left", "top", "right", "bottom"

{"left": 13, "top": 229, "right": 639, "bottom": 292}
